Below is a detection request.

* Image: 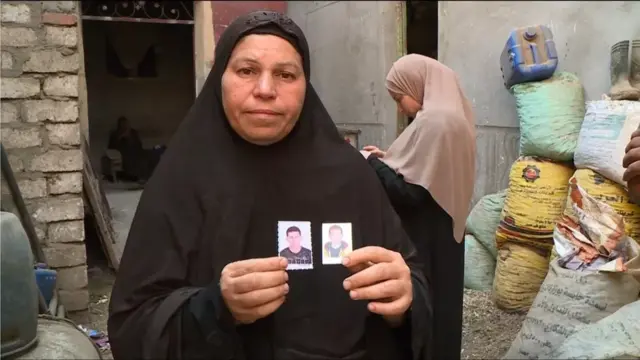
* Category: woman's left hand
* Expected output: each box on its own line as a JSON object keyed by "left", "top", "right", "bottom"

{"left": 342, "top": 246, "right": 412, "bottom": 324}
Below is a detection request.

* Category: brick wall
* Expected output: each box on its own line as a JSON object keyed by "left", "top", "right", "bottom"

{"left": 1, "top": 1, "right": 88, "bottom": 315}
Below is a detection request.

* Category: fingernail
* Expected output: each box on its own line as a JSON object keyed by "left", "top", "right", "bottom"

{"left": 350, "top": 290, "right": 358, "bottom": 299}
{"left": 368, "top": 303, "right": 376, "bottom": 312}
{"left": 343, "top": 280, "right": 351, "bottom": 290}
{"left": 284, "top": 272, "right": 289, "bottom": 281}
{"left": 280, "top": 258, "right": 288, "bottom": 267}
{"left": 342, "top": 257, "right": 350, "bottom": 266}
{"left": 283, "top": 284, "right": 289, "bottom": 294}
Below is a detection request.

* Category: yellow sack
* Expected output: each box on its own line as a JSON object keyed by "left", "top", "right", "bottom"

{"left": 565, "top": 169, "right": 640, "bottom": 244}
{"left": 492, "top": 242, "right": 551, "bottom": 313}
{"left": 497, "top": 157, "right": 573, "bottom": 250}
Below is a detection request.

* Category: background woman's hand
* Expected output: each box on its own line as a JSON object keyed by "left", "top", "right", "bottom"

{"left": 362, "top": 145, "right": 386, "bottom": 158}
{"left": 342, "top": 246, "right": 412, "bottom": 325}
{"left": 623, "top": 129, "right": 640, "bottom": 181}
{"left": 220, "top": 257, "right": 289, "bottom": 324}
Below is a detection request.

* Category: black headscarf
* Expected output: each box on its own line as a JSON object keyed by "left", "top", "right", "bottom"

{"left": 108, "top": 11, "right": 431, "bottom": 360}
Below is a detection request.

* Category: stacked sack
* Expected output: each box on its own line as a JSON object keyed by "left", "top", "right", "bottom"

{"left": 503, "top": 83, "right": 640, "bottom": 360}
{"left": 564, "top": 169, "right": 640, "bottom": 242}
{"left": 464, "top": 191, "right": 506, "bottom": 291}
{"left": 573, "top": 101, "right": 640, "bottom": 246}
{"left": 504, "top": 178, "right": 640, "bottom": 360}
{"left": 493, "top": 72, "right": 585, "bottom": 312}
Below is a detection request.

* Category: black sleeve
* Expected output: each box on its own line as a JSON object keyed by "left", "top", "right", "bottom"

{"left": 367, "top": 157, "right": 429, "bottom": 208}
{"left": 180, "top": 284, "right": 240, "bottom": 359}
{"left": 131, "top": 129, "right": 144, "bottom": 149}
{"left": 108, "top": 131, "right": 117, "bottom": 149}
{"left": 107, "top": 166, "right": 239, "bottom": 359}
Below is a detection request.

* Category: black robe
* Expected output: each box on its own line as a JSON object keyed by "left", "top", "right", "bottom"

{"left": 107, "top": 128, "right": 147, "bottom": 180}
{"left": 368, "top": 157, "right": 464, "bottom": 360}
{"left": 107, "top": 11, "right": 433, "bottom": 360}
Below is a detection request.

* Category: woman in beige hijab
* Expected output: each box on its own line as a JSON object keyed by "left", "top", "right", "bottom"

{"left": 361, "top": 54, "right": 476, "bottom": 360}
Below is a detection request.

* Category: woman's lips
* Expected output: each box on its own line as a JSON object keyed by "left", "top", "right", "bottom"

{"left": 246, "top": 109, "right": 281, "bottom": 115}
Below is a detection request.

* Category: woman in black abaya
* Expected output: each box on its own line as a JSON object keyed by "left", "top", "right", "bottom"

{"left": 108, "top": 11, "right": 432, "bottom": 360}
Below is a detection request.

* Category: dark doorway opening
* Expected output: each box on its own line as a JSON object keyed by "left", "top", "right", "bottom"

{"left": 406, "top": 1, "right": 438, "bottom": 59}
{"left": 402, "top": 1, "right": 438, "bottom": 127}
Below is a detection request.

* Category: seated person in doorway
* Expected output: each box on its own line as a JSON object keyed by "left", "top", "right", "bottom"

{"left": 323, "top": 224, "right": 350, "bottom": 258}
{"left": 279, "top": 226, "right": 312, "bottom": 265}
{"left": 107, "top": 116, "right": 148, "bottom": 183}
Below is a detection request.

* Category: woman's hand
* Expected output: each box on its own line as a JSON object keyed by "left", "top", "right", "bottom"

{"left": 220, "top": 257, "right": 289, "bottom": 324}
{"left": 363, "top": 145, "right": 386, "bottom": 158}
{"left": 342, "top": 246, "right": 412, "bottom": 326}
{"left": 623, "top": 129, "right": 640, "bottom": 181}
{"left": 623, "top": 129, "right": 640, "bottom": 203}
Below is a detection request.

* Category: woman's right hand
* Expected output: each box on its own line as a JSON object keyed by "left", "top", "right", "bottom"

{"left": 363, "top": 145, "right": 386, "bottom": 158}
{"left": 220, "top": 257, "right": 289, "bottom": 324}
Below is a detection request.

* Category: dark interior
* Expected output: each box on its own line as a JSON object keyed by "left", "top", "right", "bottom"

{"left": 404, "top": 1, "right": 438, "bottom": 125}
{"left": 406, "top": 1, "right": 438, "bottom": 59}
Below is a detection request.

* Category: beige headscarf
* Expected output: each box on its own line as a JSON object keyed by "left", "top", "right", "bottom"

{"left": 382, "top": 54, "right": 476, "bottom": 243}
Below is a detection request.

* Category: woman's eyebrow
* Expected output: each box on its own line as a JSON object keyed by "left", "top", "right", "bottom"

{"left": 275, "top": 61, "right": 302, "bottom": 72}
{"left": 231, "top": 56, "right": 301, "bottom": 71}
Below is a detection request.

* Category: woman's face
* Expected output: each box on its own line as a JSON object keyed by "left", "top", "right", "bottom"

{"left": 390, "top": 91, "right": 422, "bottom": 118}
{"left": 222, "top": 34, "right": 306, "bottom": 146}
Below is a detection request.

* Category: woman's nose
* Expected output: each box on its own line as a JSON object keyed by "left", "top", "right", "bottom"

{"left": 254, "top": 73, "right": 276, "bottom": 99}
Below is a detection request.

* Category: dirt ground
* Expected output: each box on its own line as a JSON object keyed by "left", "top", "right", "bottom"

{"left": 88, "top": 267, "right": 115, "bottom": 360}
{"left": 461, "top": 289, "right": 526, "bottom": 359}
{"left": 88, "top": 269, "right": 525, "bottom": 360}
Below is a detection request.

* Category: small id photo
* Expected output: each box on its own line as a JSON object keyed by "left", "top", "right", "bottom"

{"left": 277, "top": 221, "right": 313, "bottom": 270}
{"left": 321, "top": 223, "right": 353, "bottom": 265}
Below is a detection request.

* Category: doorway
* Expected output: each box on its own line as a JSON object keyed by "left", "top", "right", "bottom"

{"left": 406, "top": 1, "right": 438, "bottom": 59}
{"left": 400, "top": 1, "right": 438, "bottom": 129}
{"left": 80, "top": 1, "right": 195, "bottom": 267}
{"left": 81, "top": 20, "right": 195, "bottom": 181}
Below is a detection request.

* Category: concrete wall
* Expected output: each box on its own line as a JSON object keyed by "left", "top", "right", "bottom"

{"left": 1, "top": 0, "right": 88, "bottom": 315}
{"left": 439, "top": 1, "right": 640, "bottom": 203}
{"left": 287, "top": 1, "right": 403, "bottom": 149}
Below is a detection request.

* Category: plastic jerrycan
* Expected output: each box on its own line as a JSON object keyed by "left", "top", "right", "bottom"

{"left": 500, "top": 25, "right": 559, "bottom": 89}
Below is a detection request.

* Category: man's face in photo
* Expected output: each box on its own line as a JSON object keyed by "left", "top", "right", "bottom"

{"left": 287, "top": 230, "right": 302, "bottom": 248}
{"left": 329, "top": 227, "right": 343, "bottom": 245}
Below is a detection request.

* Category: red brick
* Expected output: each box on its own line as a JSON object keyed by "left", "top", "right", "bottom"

{"left": 42, "top": 12, "right": 77, "bottom": 26}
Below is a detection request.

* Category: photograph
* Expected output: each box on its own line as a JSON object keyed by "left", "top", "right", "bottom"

{"left": 321, "top": 223, "right": 353, "bottom": 265}
{"left": 277, "top": 221, "right": 313, "bottom": 270}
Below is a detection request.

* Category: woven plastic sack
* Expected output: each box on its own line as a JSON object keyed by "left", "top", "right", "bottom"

{"left": 504, "top": 186, "right": 640, "bottom": 359}
{"left": 503, "top": 258, "right": 640, "bottom": 359}
{"left": 512, "top": 72, "right": 585, "bottom": 161}
{"left": 565, "top": 169, "right": 640, "bottom": 244}
{"left": 548, "top": 300, "right": 640, "bottom": 359}
{"left": 574, "top": 101, "right": 640, "bottom": 186}
{"left": 492, "top": 242, "right": 551, "bottom": 312}
{"left": 466, "top": 190, "right": 506, "bottom": 258}
{"left": 464, "top": 234, "right": 496, "bottom": 291}
{"left": 497, "top": 157, "right": 573, "bottom": 251}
